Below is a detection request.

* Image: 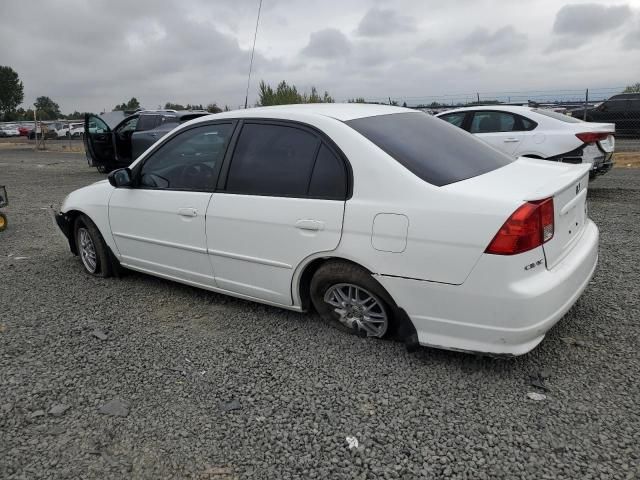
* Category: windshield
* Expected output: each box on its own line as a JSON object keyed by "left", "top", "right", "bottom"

{"left": 346, "top": 112, "right": 513, "bottom": 186}
{"left": 532, "top": 108, "right": 584, "bottom": 123}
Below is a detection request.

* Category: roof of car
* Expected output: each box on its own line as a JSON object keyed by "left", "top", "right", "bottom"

{"left": 209, "top": 103, "right": 413, "bottom": 122}
{"left": 437, "top": 105, "right": 534, "bottom": 115}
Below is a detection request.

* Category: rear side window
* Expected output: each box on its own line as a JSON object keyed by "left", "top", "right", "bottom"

{"left": 470, "top": 111, "right": 516, "bottom": 133}
{"left": 136, "top": 115, "right": 160, "bottom": 131}
{"left": 347, "top": 112, "right": 512, "bottom": 187}
{"left": 308, "top": 145, "right": 347, "bottom": 199}
{"left": 226, "top": 124, "right": 320, "bottom": 196}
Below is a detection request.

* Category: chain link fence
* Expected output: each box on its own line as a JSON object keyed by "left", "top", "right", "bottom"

{"left": 0, "top": 118, "right": 85, "bottom": 152}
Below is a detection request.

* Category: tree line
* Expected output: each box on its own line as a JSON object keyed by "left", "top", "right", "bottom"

{"left": 3, "top": 64, "right": 640, "bottom": 122}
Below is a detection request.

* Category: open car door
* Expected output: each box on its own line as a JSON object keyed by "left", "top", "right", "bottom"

{"left": 84, "top": 114, "right": 115, "bottom": 172}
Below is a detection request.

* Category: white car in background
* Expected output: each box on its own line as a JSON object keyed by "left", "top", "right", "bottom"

{"left": 1, "top": 125, "right": 20, "bottom": 137}
{"left": 437, "top": 106, "right": 615, "bottom": 178}
{"left": 55, "top": 104, "right": 598, "bottom": 356}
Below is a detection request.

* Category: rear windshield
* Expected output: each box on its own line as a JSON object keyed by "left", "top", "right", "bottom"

{"left": 531, "top": 108, "right": 584, "bottom": 123}
{"left": 346, "top": 112, "right": 512, "bottom": 186}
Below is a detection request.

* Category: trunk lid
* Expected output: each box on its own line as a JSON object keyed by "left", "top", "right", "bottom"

{"left": 445, "top": 158, "right": 591, "bottom": 269}
{"left": 539, "top": 169, "right": 590, "bottom": 269}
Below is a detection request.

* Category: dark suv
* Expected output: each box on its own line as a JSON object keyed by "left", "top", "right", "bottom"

{"left": 84, "top": 110, "right": 210, "bottom": 173}
{"left": 571, "top": 93, "right": 640, "bottom": 135}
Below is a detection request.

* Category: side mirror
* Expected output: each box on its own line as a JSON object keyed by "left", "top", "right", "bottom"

{"left": 108, "top": 168, "right": 132, "bottom": 188}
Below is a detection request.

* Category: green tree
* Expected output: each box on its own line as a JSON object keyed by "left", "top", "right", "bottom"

{"left": 258, "top": 80, "right": 334, "bottom": 106}
{"left": 34, "top": 96, "right": 62, "bottom": 120}
{"left": 0, "top": 66, "right": 24, "bottom": 119}
{"left": 114, "top": 97, "right": 141, "bottom": 111}
{"left": 623, "top": 83, "right": 640, "bottom": 93}
{"left": 206, "top": 103, "right": 222, "bottom": 113}
{"left": 164, "top": 102, "right": 185, "bottom": 110}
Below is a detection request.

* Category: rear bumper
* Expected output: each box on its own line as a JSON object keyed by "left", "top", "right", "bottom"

{"left": 376, "top": 220, "right": 599, "bottom": 356}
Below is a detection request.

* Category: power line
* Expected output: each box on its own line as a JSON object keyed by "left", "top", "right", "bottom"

{"left": 244, "top": 0, "right": 263, "bottom": 109}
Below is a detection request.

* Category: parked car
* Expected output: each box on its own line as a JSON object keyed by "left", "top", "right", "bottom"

{"left": 436, "top": 106, "right": 615, "bottom": 178}
{"left": 0, "top": 125, "right": 20, "bottom": 137}
{"left": 56, "top": 104, "right": 598, "bottom": 356}
{"left": 570, "top": 93, "right": 640, "bottom": 135}
{"left": 18, "top": 125, "right": 33, "bottom": 136}
{"left": 68, "top": 123, "right": 84, "bottom": 138}
{"left": 84, "top": 110, "right": 210, "bottom": 173}
{"left": 28, "top": 124, "right": 58, "bottom": 140}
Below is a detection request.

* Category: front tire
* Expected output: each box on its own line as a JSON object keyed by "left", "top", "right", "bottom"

{"left": 74, "top": 215, "right": 112, "bottom": 277}
{"left": 310, "top": 261, "right": 395, "bottom": 338}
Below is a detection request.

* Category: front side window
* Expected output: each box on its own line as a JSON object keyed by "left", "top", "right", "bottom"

{"left": 226, "top": 124, "right": 320, "bottom": 197}
{"left": 139, "top": 123, "right": 232, "bottom": 191}
{"left": 347, "top": 112, "right": 512, "bottom": 187}
{"left": 470, "top": 111, "right": 516, "bottom": 133}
{"left": 439, "top": 112, "right": 466, "bottom": 128}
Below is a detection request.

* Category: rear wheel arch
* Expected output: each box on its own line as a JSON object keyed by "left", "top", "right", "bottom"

{"left": 296, "top": 256, "right": 392, "bottom": 311}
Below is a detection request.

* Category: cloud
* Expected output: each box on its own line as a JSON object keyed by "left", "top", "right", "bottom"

{"left": 622, "top": 19, "right": 640, "bottom": 49}
{"left": 552, "top": 3, "right": 632, "bottom": 36}
{"left": 356, "top": 8, "right": 417, "bottom": 37}
{"left": 301, "top": 29, "right": 351, "bottom": 58}
{"left": 458, "top": 26, "right": 528, "bottom": 56}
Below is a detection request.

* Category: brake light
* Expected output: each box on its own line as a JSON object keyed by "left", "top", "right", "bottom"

{"left": 576, "top": 132, "right": 609, "bottom": 144}
{"left": 485, "top": 198, "right": 554, "bottom": 255}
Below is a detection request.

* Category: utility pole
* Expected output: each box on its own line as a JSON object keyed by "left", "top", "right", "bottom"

{"left": 584, "top": 89, "right": 589, "bottom": 121}
{"left": 33, "top": 108, "right": 37, "bottom": 151}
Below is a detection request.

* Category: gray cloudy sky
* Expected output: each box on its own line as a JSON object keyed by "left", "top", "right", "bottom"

{"left": 1, "top": 0, "right": 639, "bottom": 113}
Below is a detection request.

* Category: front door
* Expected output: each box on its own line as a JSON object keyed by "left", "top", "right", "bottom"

{"left": 206, "top": 122, "right": 348, "bottom": 305}
{"left": 84, "top": 114, "right": 114, "bottom": 168}
{"left": 109, "top": 122, "right": 234, "bottom": 287}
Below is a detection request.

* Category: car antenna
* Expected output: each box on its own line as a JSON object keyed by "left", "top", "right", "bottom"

{"left": 244, "top": 0, "right": 263, "bottom": 109}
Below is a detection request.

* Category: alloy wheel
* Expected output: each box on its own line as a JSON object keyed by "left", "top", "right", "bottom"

{"left": 323, "top": 283, "right": 388, "bottom": 337}
{"left": 78, "top": 228, "right": 98, "bottom": 273}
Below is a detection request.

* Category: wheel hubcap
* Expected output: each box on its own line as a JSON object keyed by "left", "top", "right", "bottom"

{"left": 323, "top": 283, "right": 388, "bottom": 337}
{"left": 78, "top": 228, "right": 97, "bottom": 273}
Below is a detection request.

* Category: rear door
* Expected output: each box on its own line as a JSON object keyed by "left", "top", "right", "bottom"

{"left": 206, "top": 121, "right": 348, "bottom": 305}
{"left": 84, "top": 114, "right": 114, "bottom": 167}
{"left": 469, "top": 110, "right": 533, "bottom": 156}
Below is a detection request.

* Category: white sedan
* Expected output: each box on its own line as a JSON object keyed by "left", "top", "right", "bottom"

{"left": 55, "top": 104, "right": 598, "bottom": 356}
{"left": 436, "top": 105, "right": 615, "bottom": 178}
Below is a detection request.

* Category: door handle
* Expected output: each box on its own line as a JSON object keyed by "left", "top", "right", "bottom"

{"left": 150, "top": 133, "right": 159, "bottom": 138}
{"left": 295, "top": 219, "right": 324, "bottom": 231}
{"left": 504, "top": 138, "right": 520, "bottom": 143}
{"left": 178, "top": 207, "right": 198, "bottom": 217}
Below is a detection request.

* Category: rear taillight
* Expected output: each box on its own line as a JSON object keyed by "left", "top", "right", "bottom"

{"left": 485, "top": 198, "right": 554, "bottom": 255}
{"left": 576, "top": 132, "right": 609, "bottom": 144}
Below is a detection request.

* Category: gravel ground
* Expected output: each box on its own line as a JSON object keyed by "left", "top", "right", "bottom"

{"left": 1, "top": 148, "right": 639, "bottom": 479}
